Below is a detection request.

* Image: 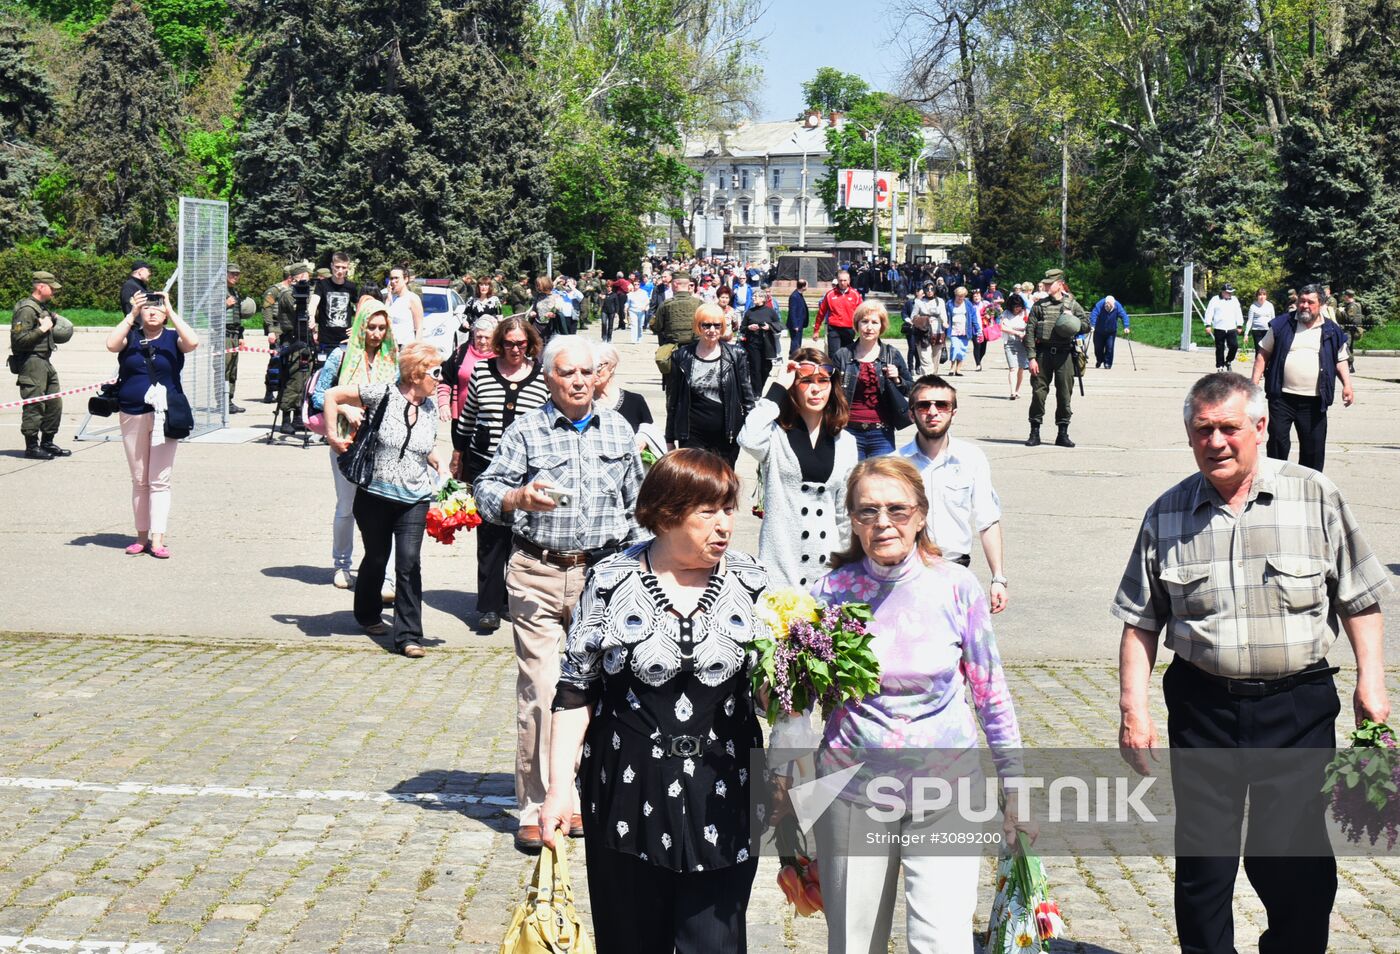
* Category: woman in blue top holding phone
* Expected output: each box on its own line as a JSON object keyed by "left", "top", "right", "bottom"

{"left": 104, "top": 291, "right": 200, "bottom": 559}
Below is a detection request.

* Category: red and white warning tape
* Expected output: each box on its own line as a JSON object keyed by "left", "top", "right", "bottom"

{"left": 0, "top": 345, "right": 280, "bottom": 411}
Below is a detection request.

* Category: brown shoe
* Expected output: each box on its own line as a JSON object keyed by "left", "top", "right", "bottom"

{"left": 514, "top": 825, "right": 543, "bottom": 853}
{"left": 568, "top": 814, "right": 585, "bottom": 838}
{"left": 399, "top": 642, "right": 426, "bottom": 658}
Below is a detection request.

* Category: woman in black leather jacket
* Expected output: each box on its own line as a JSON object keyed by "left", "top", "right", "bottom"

{"left": 665, "top": 301, "right": 755, "bottom": 465}
{"left": 832, "top": 300, "right": 913, "bottom": 459}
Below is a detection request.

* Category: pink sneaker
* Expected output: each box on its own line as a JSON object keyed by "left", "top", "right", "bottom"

{"left": 150, "top": 546, "right": 170, "bottom": 560}
{"left": 125, "top": 542, "right": 147, "bottom": 556}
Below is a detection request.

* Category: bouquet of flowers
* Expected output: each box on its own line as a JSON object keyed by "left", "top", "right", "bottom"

{"left": 750, "top": 588, "right": 880, "bottom": 919}
{"left": 985, "top": 832, "right": 1066, "bottom": 952}
{"left": 425, "top": 478, "right": 482, "bottom": 545}
{"left": 749, "top": 588, "right": 880, "bottom": 723}
{"left": 1323, "top": 719, "right": 1399, "bottom": 849}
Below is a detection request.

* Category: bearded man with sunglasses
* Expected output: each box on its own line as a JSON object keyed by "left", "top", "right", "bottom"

{"left": 897, "top": 374, "right": 1008, "bottom": 613}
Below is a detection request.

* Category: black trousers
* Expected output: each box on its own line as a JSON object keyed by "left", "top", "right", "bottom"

{"left": 744, "top": 345, "right": 772, "bottom": 391}
{"left": 1164, "top": 658, "right": 1339, "bottom": 954}
{"left": 1266, "top": 393, "right": 1328, "bottom": 471}
{"left": 600, "top": 309, "right": 614, "bottom": 342}
{"left": 825, "top": 325, "right": 855, "bottom": 358}
{"left": 352, "top": 490, "right": 428, "bottom": 647}
{"left": 972, "top": 337, "right": 987, "bottom": 367}
{"left": 787, "top": 327, "right": 804, "bottom": 358}
{"left": 1250, "top": 329, "right": 1268, "bottom": 350}
{"left": 475, "top": 518, "right": 512, "bottom": 616}
{"left": 584, "top": 836, "right": 758, "bottom": 954}
{"left": 1213, "top": 328, "right": 1239, "bottom": 367}
{"left": 1092, "top": 328, "right": 1117, "bottom": 367}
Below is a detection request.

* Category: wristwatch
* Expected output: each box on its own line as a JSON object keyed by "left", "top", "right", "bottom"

{"left": 990, "top": 574, "right": 1008, "bottom": 586}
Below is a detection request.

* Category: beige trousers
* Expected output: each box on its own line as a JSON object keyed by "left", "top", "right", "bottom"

{"left": 817, "top": 796, "right": 981, "bottom": 954}
{"left": 505, "top": 550, "right": 587, "bottom": 826}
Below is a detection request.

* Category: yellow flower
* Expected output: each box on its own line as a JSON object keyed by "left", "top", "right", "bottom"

{"left": 759, "top": 588, "right": 821, "bottom": 641}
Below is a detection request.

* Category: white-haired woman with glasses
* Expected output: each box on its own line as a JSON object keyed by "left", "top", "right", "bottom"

{"left": 737, "top": 347, "right": 858, "bottom": 589}
{"left": 324, "top": 341, "right": 448, "bottom": 657}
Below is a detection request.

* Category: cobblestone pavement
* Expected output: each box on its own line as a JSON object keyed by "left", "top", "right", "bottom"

{"left": 1, "top": 635, "right": 1397, "bottom": 953}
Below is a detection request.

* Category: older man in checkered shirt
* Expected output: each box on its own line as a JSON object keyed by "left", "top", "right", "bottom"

{"left": 1113, "top": 372, "right": 1391, "bottom": 954}
{"left": 475, "top": 334, "right": 645, "bottom": 853}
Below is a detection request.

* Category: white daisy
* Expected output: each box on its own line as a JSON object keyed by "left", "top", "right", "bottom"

{"left": 703, "top": 824, "right": 718, "bottom": 845}
{"left": 616, "top": 820, "right": 629, "bottom": 837}
{"left": 683, "top": 758, "right": 695, "bottom": 777}
{"left": 736, "top": 848, "right": 749, "bottom": 862}
{"left": 622, "top": 765, "right": 635, "bottom": 783}
{"left": 668, "top": 779, "right": 682, "bottom": 798}
{"left": 715, "top": 780, "right": 727, "bottom": 798}
{"left": 652, "top": 745, "right": 664, "bottom": 759}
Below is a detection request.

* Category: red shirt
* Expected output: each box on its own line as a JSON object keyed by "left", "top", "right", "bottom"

{"left": 816, "top": 286, "right": 862, "bottom": 331}
{"left": 848, "top": 360, "right": 881, "bottom": 424}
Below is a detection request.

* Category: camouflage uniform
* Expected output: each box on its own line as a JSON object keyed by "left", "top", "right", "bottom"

{"left": 10, "top": 285, "right": 62, "bottom": 455}
{"left": 1026, "top": 269, "right": 1088, "bottom": 447}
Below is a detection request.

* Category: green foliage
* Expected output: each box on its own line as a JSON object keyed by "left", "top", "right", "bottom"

{"left": 0, "top": 23, "right": 56, "bottom": 244}
{"left": 799, "top": 67, "right": 869, "bottom": 116}
{"left": 815, "top": 92, "right": 925, "bottom": 242}
{"left": 142, "top": 0, "right": 227, "bottom": 67}
{"left": 32, "top": 165, "right": 70, "bottom": 237}
{"left": 1273, "top": 113, "right": 1400, "bottom": 301}
{"left": 59, "top": 0, "right": 188, "bottom": 254}
{"left": 920, "top": 171, "right": 974, "bottom": 234}
{"left": 0, "top": 242, "right": 174, "bottom": 310}
{"left": 185, "top": 115, "right": 235, "bottom": 199}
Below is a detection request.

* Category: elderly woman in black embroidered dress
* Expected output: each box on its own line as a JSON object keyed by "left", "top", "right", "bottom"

{"left": 540, "top": 449, "right": 767, "bottom": 954}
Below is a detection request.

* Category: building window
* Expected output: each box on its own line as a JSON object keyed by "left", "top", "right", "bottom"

{"left": 718, "top": 173, "right": 726, "bottom": 190}
{"left": 740, "top": 168, "right": 750, "bottom": 190}
{"left": 772, "top": 168, "right": 783, "bottom": 190}
{"left": 769, "top": 202, "right": 781, "bottom": 226}
{"left": 739, "top": 202, "right": 750, "bottom": 225}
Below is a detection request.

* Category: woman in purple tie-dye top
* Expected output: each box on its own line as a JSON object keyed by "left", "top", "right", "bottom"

{"left": 810, "top": 456, "right": 1022, "bottom": 954}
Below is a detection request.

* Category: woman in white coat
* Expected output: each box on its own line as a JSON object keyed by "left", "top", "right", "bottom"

{"left": 738, "top": 347, "right": 859, "bottom": 590}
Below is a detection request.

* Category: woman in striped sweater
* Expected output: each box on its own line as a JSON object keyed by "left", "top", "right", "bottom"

{"left": 450, "top": 316, "right": 549, "bottom": 633}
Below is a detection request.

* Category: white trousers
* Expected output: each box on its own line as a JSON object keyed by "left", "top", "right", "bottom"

{"left": 816, "top": 796, "right": 981, "bottom": 954}
{"left": 329, "top": 447, "right": 391, "bottom": 582}
{"left": 119, "top": 412, "right": 177, "bottom": 534}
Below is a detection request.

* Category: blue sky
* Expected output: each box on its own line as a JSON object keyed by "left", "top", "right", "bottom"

{"left": 751, "top": 0, "right": 898, "bottom": 121}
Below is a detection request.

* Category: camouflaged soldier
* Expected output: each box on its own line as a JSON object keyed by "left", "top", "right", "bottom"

{"left": 450, "top": 271, "right": 475, "bottom": 301}
{"left": 1340, "top": 289, "right": 1365, "bottom": 373}
{"left": 9, "top": 271, "right": 73, "bottom": 459}
{"left": 1025, "top": 267, "right": 1089, "bottom": 447}
{"left": 581, "top": 271, "right": 604, "bottom": 329}
{"left": 649, "top": 270, "right": 700, "bottom": 386}
{"left": 260, "top": 266, "right": 293, "bottom": 402}
{"left": 505, "top": 273, "right": 532, "bottom": 314}
{"left": 275, "top": 262, "right": 314, "bottom": 433}
{"left": 224, "top": 264, "right": 255, "bottom": 414}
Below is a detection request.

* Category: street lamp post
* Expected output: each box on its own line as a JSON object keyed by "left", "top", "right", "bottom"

{"left": 850, "top": 119, "right": 885, "bottom": 264}
{"left": 789, "top": 133, "right": 809, "bottom": 249}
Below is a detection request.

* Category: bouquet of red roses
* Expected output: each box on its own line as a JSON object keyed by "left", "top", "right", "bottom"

{"left": 425, "top": 478, "right": 482, "bottom": 545}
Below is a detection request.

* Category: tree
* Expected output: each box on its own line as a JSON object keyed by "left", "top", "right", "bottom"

{"left": 229, "top": 0, "right": 330, "bottom": 257}
{"left": 814, "top": 92, "right": 925, "bottom": 242}
{"left": 1273, "top": 112, "right": 1400, "bottom": 308}
{"left": 0, "top": 22, "right": 56, "bottom": 244}
{"left": 59, "top": 0, "right": 188, "bottom": 253}
{"left": 799, "top": 68, "right": 869, "bottom": 116}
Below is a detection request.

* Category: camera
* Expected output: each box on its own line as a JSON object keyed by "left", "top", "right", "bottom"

{"left": 146, "top": 292, "right": 166, "bottom": 307}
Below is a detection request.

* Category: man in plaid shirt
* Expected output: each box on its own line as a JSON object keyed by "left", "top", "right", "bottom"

{"left": 475, "top": 335, "right": 645, "bottom": 853}
{"left": 1114, "top": 372, "right": 1391, "bottom": 954}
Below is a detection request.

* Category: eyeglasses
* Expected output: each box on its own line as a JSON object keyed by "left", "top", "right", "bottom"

{"left": 912, "top": 399, "right": 955, "bottom": 414}
{"left": 427, "top": 366, "right": 443, "bottom": 381}
{"left": 852, "top": 504, "right": 918, "bottom": 526}
{"left": 502, "top": 339, "right": 528, "bottom": 350}
{"left": 699, "top": 322, "right": 724, "bottom": 331}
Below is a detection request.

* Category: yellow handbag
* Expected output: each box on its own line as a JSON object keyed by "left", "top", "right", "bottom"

{"left": 500, "top": 838, "right": 595, "bottom": 954}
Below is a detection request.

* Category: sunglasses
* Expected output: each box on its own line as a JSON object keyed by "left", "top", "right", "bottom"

{"left": 852, "top": 504, "right": 917, "bottom": 526}
{"left": 912, "top": 399, "right": 955, "bottom": 414}
{"left": 797, "top": 375, "right": 833, "bottom": 386}
{"left": 427, "top": 366, "right": 444, "bottom": 381}
{"left": 699, "top": 322, "right": 724, "bottom": 331}
{"left": 502, "top": 339, "right": 528, "bottom": 350}
{"left": 795, "top": 362, "right": 835, "bottom": 376}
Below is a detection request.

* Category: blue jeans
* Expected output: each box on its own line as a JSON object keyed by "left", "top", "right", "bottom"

{"left": 851, "top": 425, "right": 895, "bottom": 460}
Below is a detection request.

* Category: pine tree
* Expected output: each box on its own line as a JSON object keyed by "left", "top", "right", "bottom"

{"left": 231, "top": 0, "right": 338, "bottom": 257}
{"left": 1273, "top": 112, "right": 1400, "bottom": 303}
{"left": 59, "top": 0, "right": 188, "bottom": 253}
{"left": 0, "top": 23, "right": 56, "bottom": 245}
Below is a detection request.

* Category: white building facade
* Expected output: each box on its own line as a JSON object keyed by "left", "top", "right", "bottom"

{"left": 648, "top": 112, "right": 961, "bottom": 261}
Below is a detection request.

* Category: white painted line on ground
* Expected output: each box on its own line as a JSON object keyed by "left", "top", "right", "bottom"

{"left": 0, "top": 938, "right": 164, "bottom": 953}
{"left": 0, "top": 776, "right": 516, "bottom": 809}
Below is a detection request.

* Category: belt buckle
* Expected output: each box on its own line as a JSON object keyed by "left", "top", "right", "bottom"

{"left": 1227, "top": 678, "right": 1270, "bottom": 697}
{"left": 668, "top": 735, "right": 702, "bottom": 758}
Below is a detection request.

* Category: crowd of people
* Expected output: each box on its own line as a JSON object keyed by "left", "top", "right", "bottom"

{"left": 5, "top": 249, "right": 1389, "bottom": 954}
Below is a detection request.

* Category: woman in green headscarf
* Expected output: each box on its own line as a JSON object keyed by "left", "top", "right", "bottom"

{"left": 314, "top": 296, "right": 399, "bottom": 591}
